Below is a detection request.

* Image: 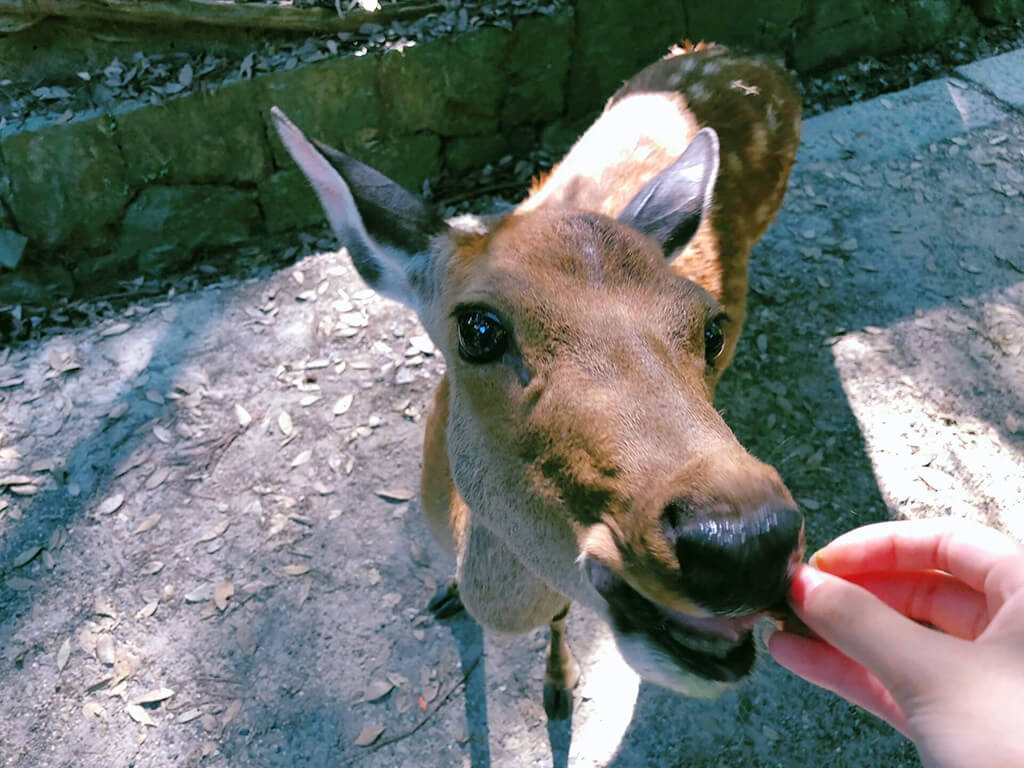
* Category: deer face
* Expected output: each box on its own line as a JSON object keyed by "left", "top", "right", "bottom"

{"left": 273, "top": 108, "right": 804, "bottom": 696}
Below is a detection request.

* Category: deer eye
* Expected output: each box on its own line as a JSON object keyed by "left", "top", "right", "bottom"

{"left": 705, "top": 316, "right": 726, "bottom": 365}
{"left": 457, "top": 310, "right": 508, "bottom": 364}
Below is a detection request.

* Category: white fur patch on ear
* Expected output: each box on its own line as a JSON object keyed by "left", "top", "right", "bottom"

{"left": 270, "top": 107, "right": 414, "bottom": 306}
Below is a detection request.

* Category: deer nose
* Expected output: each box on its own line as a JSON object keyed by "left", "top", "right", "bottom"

{"left": 667, "top": 503, "right": 804, "bottom": 614}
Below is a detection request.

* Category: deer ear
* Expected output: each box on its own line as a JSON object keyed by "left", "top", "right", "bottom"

{"left": 270, "top": 106, "right": 443, "bottom": 308}
{"left": 618, "top": 127, "right": 719, "bottom": 255}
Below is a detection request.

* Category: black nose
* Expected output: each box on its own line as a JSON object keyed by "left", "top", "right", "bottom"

{"left": 669, "top": 504, "right": 804, "bottom": 614}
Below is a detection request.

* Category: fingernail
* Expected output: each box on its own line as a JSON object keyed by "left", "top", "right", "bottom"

{"left": 788, "top": 565, "right": 827, "bottom": 608}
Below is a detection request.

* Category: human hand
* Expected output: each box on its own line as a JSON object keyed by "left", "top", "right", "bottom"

{"left": 768, "top": 518, "right": 1024, "bottom": 768}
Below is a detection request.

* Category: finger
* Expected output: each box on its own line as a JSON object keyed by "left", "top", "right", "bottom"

{"left": 810, "top": 519, "right": 1023, "bottom": 593}
{"left": 788, "top": 565, "right": 956, "bottom": 701}
{"left": 847, "top": 570, "right": 990, "bottom": 640}
{"left": 767, "top": 630, "right": 909, "bottom": 736}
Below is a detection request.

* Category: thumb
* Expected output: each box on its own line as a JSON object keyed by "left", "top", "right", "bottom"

{"left": 789, "top": 565, "right": 948, "bottom": 703}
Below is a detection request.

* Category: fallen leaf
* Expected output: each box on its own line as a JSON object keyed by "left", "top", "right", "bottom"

{"left": 177, "top": 708, "right": 203, "bottom": 724}
{"left": 132, "top": 687, "right": 174, "bottom": 705}
{"left": 280, "top": 563, "right": 311, "bottom": 576}
{"left": 201, "top": 713, "right": 220, "bottom": 733}
{"left": 96, "top": 635, "right": 116, "bottom": 666}
{"left": 362, "top": 680, "right": 394, "bottom": 702}
{"left": 290, "top": 449, "right": 312, "bottom": 469}
{"left": 354, "top": 723, "right": 385, "bottom": 746}
{"left": 278, "top": 411, "right": 293, "bottom": 436}
{"left": 100, "top": 322, "right": 131, "bottom": 338}
{"left": 332, "top": 394, "right": 354, "bottom": 416}
{"left": 133, "top": 513, "right": 161, "bottom": 535}
{"left": 83, "top": 701, "right": 108, "bottom": 722}
{"left": 97, "top": 493, "right": 125, "bottom": 515}
{"left": 57, "top": 637, "right": 72, "bottom": 672}
{"left": 6, "top": 577, "right": 36, "bottom": 591}
{"left": 214, "top": 581, "right": 234, "bottom": 611}
{"left": 144, "top": 466, "right": 170, "bottom": 490}
{"left": 375, "top": 488, "right": 414, "bottom": 502}
{"left": 234, "top": 404, "right": 252, "bottom": 428}
{"left": 152, "top": 426, "right": 173, "bottom": 444}
{"left": 1007, "top": 413, "right": 1020, "bottom": 434}
{"left": 296, "top": 575, "right": 313, "bottom": 607}
{"left": 140, "top": 560, "right": 165, "bottom": 576}
{"left": 10, "top": 484, "right": 38, "bottom": 496}
{"left": 125, "top": 703, "right": 155, "bottom": 727}
{"left": 422, "top": 681, "right": 439, "bottom": 704}
{"left": 201, "top": 741, "right": 219, "bottom": 757}
{"left": 222, "top": 698, "right": 243, "bottom": 726}
{"left": 13, "top": 545, "right": 41, "bottom": 568}
{"left": 0, "top": 474, "right": 34, "bottom": 486}
{"left": 94, "top": 597, "right": 118, "bottom": 619}
{"left": 299, "top": 395, "right": 321, "bottom": 407}
{"left": 198, "top": 520, "right": 230, "bottom": 543}
{"left": 136, "top": 601, "right": 158, "bottom": 619}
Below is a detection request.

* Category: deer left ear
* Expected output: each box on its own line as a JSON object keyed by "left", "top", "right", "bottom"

{"left": 270, "top": 106, "right": 443, "bottom": 308}
{"left": 618, "top": 127, "right": 719, "bottom": 256}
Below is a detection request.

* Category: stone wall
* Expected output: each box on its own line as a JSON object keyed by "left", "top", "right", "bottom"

{"left": 0, "top": 0, "right": 1020, "bottom": 304}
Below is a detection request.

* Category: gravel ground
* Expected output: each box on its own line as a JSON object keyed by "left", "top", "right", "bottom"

{"left": 1, "top": 53, "right": 1023, "bottom": 768}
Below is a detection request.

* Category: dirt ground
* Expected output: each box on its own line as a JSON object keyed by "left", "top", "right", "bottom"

{"left": 2, "top": 67, "right": 1023, "bottom": 768}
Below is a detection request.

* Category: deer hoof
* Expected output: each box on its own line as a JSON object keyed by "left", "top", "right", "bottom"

{"left": 427, "top": 579, "right": 464, "bottom": 619}
{"left": 543, "top": 682, "right": 574, "bottom": 721}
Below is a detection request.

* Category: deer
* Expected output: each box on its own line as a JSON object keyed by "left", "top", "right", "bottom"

{"left": 271, "top": 41, "right": 804, "bottom": 721}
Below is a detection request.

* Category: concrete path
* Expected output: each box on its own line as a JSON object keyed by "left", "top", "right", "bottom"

{"left": 0, "top": 49, "right": 1021, "bottom": 768}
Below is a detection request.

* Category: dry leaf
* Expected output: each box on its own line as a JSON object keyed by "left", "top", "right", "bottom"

{"left": 280, "top": 564, "right": 311, "bottom": 576}
{"left": 299, "top": 394, "right": 321, "bottom": 407}
{"left": 13, "top": 545, "right": 41, "bottom": 568}
{"left": 222, "top": 698, "right": 243, "bottom": 726}
{"left": 296, "top": 575, "right": 313, "bottom": 607}
{"left": 234, "top": 403, "right": 252, "bottom": 428}
{"left": 133, "top": 513, "right": 161, "bottom": 535}
{"left": 332, "top": 394, "right": 354, "bottom": 416}
{"left": 199, "top": 601, "right": 219, "bottom": 620}
{"left": 177, "top": 708, "right": 203, "bottom": 724}
{"left": 375, "top": 488, "right": 414, "bottom": 502}
{"left": 141, "top": 560, "right": 165, "bottom": 576}
{"left": 422, "top": 681, "right": 439, "bottom": 704}
{"left": 10, "top": 484, "right": 38, "bottom": 496}
{"left": 152, "top": 425, "right": 173, "bottom": 444}
{"left": 201, "top": 740, "right": 219, "bottom": 757}
{"left": 290, "top": 449, "right": 312, "bottom": 469}
{"left": 1007, "top": 413, "right": 1020, "bottom": 434}
{"left": 277, "top": 411, "right": 293, "bottom": 436}
{"left": 214, "top": 581, "right": 234, "bottom": 611}
{"left": 354, "top": 723, "right": 385, "bottom": 746}
{"left": 201, "top": 713, "right": 220, "bottom": 733}
{"left": 7, "top": 577, "right": 36, "bottom": 591}
{"left": 57, "top": 637, "right": 72, "bottom": 672}
{"left": 198, "top": 520, "right": 230, "bottom": 543}
{"left": 136, "top": 601, "right": 158, "bottom": 619}
{"left": 132, "top": 687, "right": 174, "bottom": 705}
{"left": 125, "top": 703, "right": 155, "bottom": 727}
{"left": 362, "top": 680, "right": 394, "bottom": 703}
{"left": 97, "top": 493, "right": 125, "bottom": 515}
{"left": 94, "top": 597, "right": 118, "bottom": 619}
{"left": 0, "top": 474, "right": 34, "bottom": 486}
{"left": 144, "top": 466, "right": 170, "bottom": 490}
{"left": 83, "top": 701, "right": 108, "bottom": 722}
{"left": 100, "top": 322, "right": 131, "bottom": 338}
{"left": 96, "top": 635, "right": 116, "bottom": 666}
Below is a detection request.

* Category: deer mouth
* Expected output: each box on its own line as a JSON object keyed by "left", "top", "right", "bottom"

{"left": 584, "top": 557, "right": 760, "bottom": 683}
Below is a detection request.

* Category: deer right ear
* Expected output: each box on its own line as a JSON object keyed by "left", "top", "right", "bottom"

{"left": 270, "top": 106, "right": 444, "bottom": 308}
{"left": 617, "top": 127, "right": 719, "bottom": 256}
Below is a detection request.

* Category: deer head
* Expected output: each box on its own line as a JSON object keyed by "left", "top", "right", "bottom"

{"left": 272, "top": 56, "right": 803, "bottom": 695}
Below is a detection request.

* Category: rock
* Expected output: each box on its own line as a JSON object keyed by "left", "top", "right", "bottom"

{"left": 117, "top": 80, "right": 272, "bottom": 186}
{"left": 259, "top": 170, "right": 322, "bottom": 234}
{"left": 444, "top": 135, "right": 509, "bottom": 176}
{"left": 688, "top": 0, "right": 800, "bottom": 52}
{"left": 379, "top": 27, "right": 509, "bottom": 136}
{"left": 971, "top": 0, "right": 1024, "bottom": 22}
{"left": 263, "top": 54, "right": 380, "bottom": 169}
{"left": 502, "top": 13, "right": 574, "bottom": 127}
{"left": 1, "top": 115, "right": 128, "bottom": 249}
{"left": 0, "top": 261, "right": 73, "bottom": 305}
{"left": 566, "top": 0, "right": 685, "bottom": 116}
{"left": 348, "top": 133, "right": 442, "bottom": 194}
{"left": 119, "top": 185, "right": 261, "bottom": 275}
{"left": 0, "top": 230, "right": 27, "bottom": 270}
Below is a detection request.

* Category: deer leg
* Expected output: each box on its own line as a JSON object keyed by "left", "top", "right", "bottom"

{"left": 542, "top": 603, "right": 580, "bottom": 721}
{"left": 427, "top": 579, "right": 464, "bottom": 619}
